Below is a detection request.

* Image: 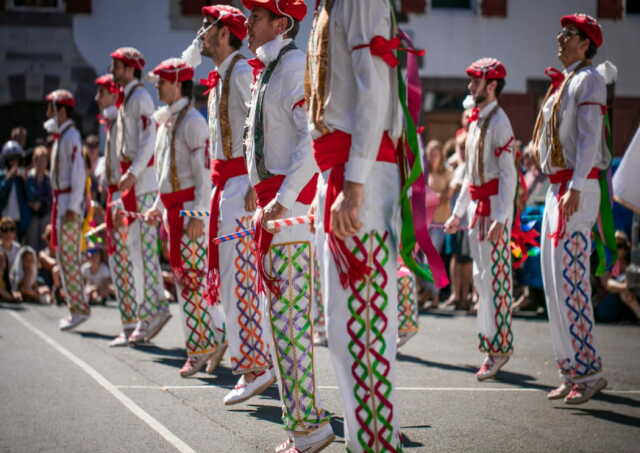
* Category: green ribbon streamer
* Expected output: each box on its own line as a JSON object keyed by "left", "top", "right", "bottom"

{"left": 391, "top": 6, "right": 433, "bottom": 282}
{"left": 593, "top": 111, "right": 618, "bottom": 276}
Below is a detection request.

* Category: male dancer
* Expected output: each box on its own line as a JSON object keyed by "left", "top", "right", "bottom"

{"left": 306, "top": 1, "right": 408, "bottom": 450}
{"left": 531, "top": 13, "right": 610, "bottom": 404}
{"left": 143, "top": 57, "right": 225, "bottom": 377}
{"left": 243, "top": 1, "right": 334, "bottom": 451}
{"left": 444, "top": 58, "right": 517, "bottom": 380}
{"left": 45, "top": 89, "right": 88, "bottom": 330}
{"left": 199, "top": 4, "right": 275, "bottom": 403}
{"left": 95, "top": 74, "right": 139, "bottom": 346}
{"left": 111, "top": 47, "right": 171, "bottom": 344}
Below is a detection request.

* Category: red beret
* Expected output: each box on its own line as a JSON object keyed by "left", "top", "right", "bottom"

{"left": 151, "top": 58, "right": 194, "bottom": 83}
{"left": 95, "top": 73, "right": 119, "bottom": 94}
{"left": 45, "top": 89, "right": 75, "bottom": 107}
{"left": 466, "top": 57, "right": 507, "bottom": 80}
{"left": 561, "top": 13, "right": 603, "bottom": 48}
{"left": 201, "top": 5, "right": 248, "bottom": 40}
{"left": 111, "top": 47, "right": 146, "bottom": 70}
{"left": 242, "top": 0, "right": 307, "bottom": 22}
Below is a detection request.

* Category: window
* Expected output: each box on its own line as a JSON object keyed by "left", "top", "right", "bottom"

{"left": 9, "top": 0, "right": 63, "bottom": 11}
{"left": 432, "top": 0, "right": 470, "bottom": 9}
{"left": 628, "top": 0, "right": 640, "bottom": 14}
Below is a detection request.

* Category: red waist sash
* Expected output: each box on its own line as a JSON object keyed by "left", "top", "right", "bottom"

{"left": 50, "top": 187, "right": 71, "bottom": 251}
{"left": 254, "top": 173, "right": 318, "bottom": 297}
{"left": 469, "top": 178, "right": 499, "bottom": 241}
{"left": 547, "top": 167, "right": 600, "bottom": 246}
{"left": 205, "top": 157, "right": 248, "bottom": 305}
{"left": 160, "top": 186, "right": 197, "bottom": 288}
{"left": 313, "top": 129, "right": 396, "bottom": 288}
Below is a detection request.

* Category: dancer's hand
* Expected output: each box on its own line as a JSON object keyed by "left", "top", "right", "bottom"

{"left": 331, "top": 181, "right": 364, "bottom": 240}
{"left": 118, "top": 172, "right": 136, "bottom": 194}
{"left": 443, "top": 215, "right": 460, "bottom": 234}
{"left": 487, "top": 220, "right": 505, "bottom": 243}
{"left": 558, "top": 188, "right": 580, "bottom": 220}
{"left": 62, "top": 210, "right": 77, "bottom": 224}
{"left": 186, "top": 218, "right": 204, "bottom": 240}
{"left": 307, "top": 203, "right": 317, "bottom": 234}
{"left": 144, "top": 208, "right": 162, "bottom": 225}
{"left": 114, "top": 209, "right": 126, "bottom": 229}
{"left": 244, "top": 187, "right": 257, "bottom": 212}
{"left": 261, "top": 199, "right": 287, "bottom": 234}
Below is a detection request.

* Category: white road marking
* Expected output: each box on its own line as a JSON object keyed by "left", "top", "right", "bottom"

{"left": 10, "top": 311, "right": 196, "bottom": 453}
{"left": 114, "top": 384, "right": 640, "bottom": 394}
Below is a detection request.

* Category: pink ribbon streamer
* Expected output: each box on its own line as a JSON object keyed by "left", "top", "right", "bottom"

{"left": 399, "top": 30, "right": 449, "bottom": 288}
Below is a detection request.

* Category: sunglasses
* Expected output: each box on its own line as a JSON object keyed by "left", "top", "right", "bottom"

{"left": 0, "top": 227, "right": 16, "bottom": 233}
{"left": 557, "top": 28, "right": 580, "bottom": 39}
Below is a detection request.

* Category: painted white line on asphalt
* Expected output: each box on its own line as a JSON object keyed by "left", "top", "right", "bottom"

{"left": 114, "top": 384, "right": 640, "bottom": 394}
{"left": 116, "top": 385, "right": 640, "bottom": 395}
{"left": 9, "top": 312, "right": 196, "bottom": 453}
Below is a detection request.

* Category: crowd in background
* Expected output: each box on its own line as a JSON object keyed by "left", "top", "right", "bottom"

{"left": 2, "top": 110, "right": 640, "bottom": 324}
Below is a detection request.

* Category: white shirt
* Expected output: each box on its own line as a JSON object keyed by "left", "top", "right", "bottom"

{"left": 2, "top": 184, "right": 20, "bottom": 221}
{"left": 307, "top": 0, "right": 402, "bottom": 184}
{"left": 538, "top": 61, "right": 610, "bottom": 190}
{"left": 115, "top": 79, "right": 158, "bottom": 195}
{"left": 151, "top": 98, "right": 209, "bottom": 213}
{"left": 453, "top": 101, "right": 517, "bottom": 225}
{"left": 244, "top": 38, "right": 317, "bottom": 209}
{"left": 50, "top": 120, "right": 85, "bottom": 216}
{"left": 208, "top": 50, "right": 253, "bottom": 161}
{"left": 81, "top": 262, "right": 111, "bottom": 286}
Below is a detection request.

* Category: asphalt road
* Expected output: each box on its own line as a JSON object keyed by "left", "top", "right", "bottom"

{"left": 1, "top": 301, "right": 639, "bottom": 453}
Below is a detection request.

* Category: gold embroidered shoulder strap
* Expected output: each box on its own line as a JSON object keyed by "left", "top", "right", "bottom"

{"left": 475, "top": 105, "right": 500, "bottom": 185}
{"left": 531, "top": 60, "right": 591, "bottom": 169}
{"left": 169, "top": 105, "right": 190, "bottom": 193}
{"left": 304, "top": 0, "right": 334, "bottom": 136}
{"left": 219, "top": 53, "right": 245, "bottom": 160}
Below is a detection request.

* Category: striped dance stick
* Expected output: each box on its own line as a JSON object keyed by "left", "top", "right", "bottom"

{"left": 180, "top": 210, "right": 210, "bottom": 218}
{"left": 115, "top": 207, "right": 147, "bottom": 220}
{"left": 266, "top": 215, "right": 314, "bottom": 230}
{"left": 213, "top": 229, "right": 255, "bottom": 245}
{"left": 85, "top": 223, "right": 106, "bottom": 238}
{"left": 430, "top": 223, "right": 469, "bottom": 231}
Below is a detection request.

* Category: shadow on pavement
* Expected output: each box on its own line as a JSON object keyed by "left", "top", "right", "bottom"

{"left": 228, "top": 403, "right": 282, "bottom": 426}
{"left": 0, "top": 302, "right": 26, "bottom": 311}
{"left": 75, "top": 331, "right": 116, "bottom": 341}
{"left": 593, "top": 392, "right": 640, "bottom": 409}
{"left": 556, "top": 406, "right": 640, "bottom": 427}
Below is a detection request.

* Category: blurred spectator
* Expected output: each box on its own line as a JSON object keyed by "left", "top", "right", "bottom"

{"left": 0, "top": 217, "right": 20, "bottom": 269}
{"left": 421, "top": 139, "right": 453, "bottom": 309}
{"left": 0, "top": 148, "right": 31, "bottom": 238}
{"left": 444, "top": 130, "right": 473, "bottom": 310}
{"left": 25, "top": 146, "right": 52, "bottom": 252}
{"left": 81, "top": 247, "right": 113, "bottom": 305}
{"left": 83, "top": 135, "right": 104, "bottom": 205}
{"left": 0, "top": 251, "right": 15, "bottom": 302}
{"left": 10, "top": 127, "right": 27, "bottom": 149}
{"left": 10, "top": 246, "right": 41, "bottom": 303}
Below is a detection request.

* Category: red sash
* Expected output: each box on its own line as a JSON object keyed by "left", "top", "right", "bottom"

{"left": 105, "top": 184, "right": 119, "bottom": 256}
{"left": 254, "top": 174, "right": 318, "bottom": 298}
{"left": 160, "top": 186, "right": 197, "bottom": 289}
{"left": 469, "top": 178, "right": 499, "bottom": 241}
{"left": 312, "top": 129, "right": 396, "bottom": 288}
{"left": 50, "top": 187, "right": 71, "bottom": 251}
{"left": 547, "top": 167, "right": 600, "bottom": 246}
{"left": 205, "top": 157, "right": 248, "bottom": 305}
{"left": 119, "top": 156, "right": 154, "bottom": 225}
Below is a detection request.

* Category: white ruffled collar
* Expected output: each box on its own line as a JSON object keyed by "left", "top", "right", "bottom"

{"left": 152, "top": 97, "right": 189, "bottom": 125}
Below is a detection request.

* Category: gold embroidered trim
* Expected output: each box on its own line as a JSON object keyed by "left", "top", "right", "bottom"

{"left": 220, "top": 54, "right": 246, "bottom": 160}
{"left": 169, "top": 105, "right": 190, "bottom": 193}
{"left": 475, "top": 105, "right": 499, "bottom": 185}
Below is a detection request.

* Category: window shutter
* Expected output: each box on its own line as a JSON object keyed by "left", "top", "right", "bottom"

{"left": 402, "top": 0, "right": 427, "bottom": 14}
{"left": 597, "top": 0, "right": 624, "bottom": 20}
{"left": 181, "top": 0, "right": 208, "bottom": 16}
{"left": 66, "top": 0, "right": 92, "bottom": 14}
{"left": 481, "top": 0, "right": 507, "bottom": 17}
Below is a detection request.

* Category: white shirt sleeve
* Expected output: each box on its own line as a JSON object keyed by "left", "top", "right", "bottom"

{"left": 184, "top": 115, "right": 211, "bottom": 212}
{"left": 68, "top": 138, "right": 86, "bottom": 215}
{"left": 274, "top": 63, "right": 318, "bottom": 209}
{"left": 341, "top": 0, "right": 393, "bottom": 184}
{"left": 492, "top": 118, "right": 517, "bottom": 224}
{"left": 128, "top": 92, "right": 157, "bottom": 178}
{"left": 569, "top": 72, "right": 606, "bottom": 191}
{"left": 452, "top": 156, "right": 471, "bottom": 219}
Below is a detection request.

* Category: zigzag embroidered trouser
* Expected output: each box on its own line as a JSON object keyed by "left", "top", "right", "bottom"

{"left": 541, "top": 181, "right": 603, "bottom": 384}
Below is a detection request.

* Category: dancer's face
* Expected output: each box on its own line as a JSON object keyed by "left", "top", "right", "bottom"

{"left": 247, "top": 7, "right": 285, "bottom": 53}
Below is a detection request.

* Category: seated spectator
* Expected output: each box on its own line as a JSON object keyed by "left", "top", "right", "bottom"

{"left": 0, "top": 251, "right": 16, "bottom": 302}
{"left": 0, "top": 217, "right": 21, "bottom": 269}
{"left": 25, "top": 146, "right": 52, "bottom": 252}
{"left": 10, "top": 246, "right": 42, "bottom": 303}
{"left": 0, "top": 146, "right": 31, "bottom": 239}
{"left": 81, "top": 247, "right": 113, "bottom": 305}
